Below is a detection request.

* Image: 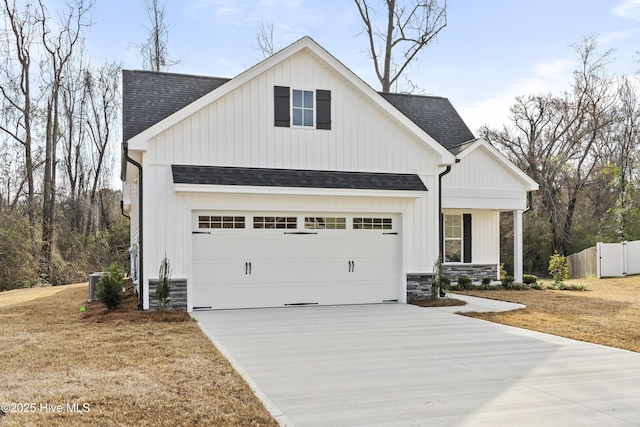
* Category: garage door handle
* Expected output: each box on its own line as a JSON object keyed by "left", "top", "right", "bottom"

{"left": 348, "top": 260, "right": 355, "bottom": 272}
{"left": 383, "top": 232, "right": 398, "bottom": 235}
{"left": 245, "top": 262, "right": 252, "bottom": 275}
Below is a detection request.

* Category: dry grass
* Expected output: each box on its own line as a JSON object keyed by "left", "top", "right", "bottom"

{"left": 0, "top": 284, "right": 278, "bottom": 427}
{"left": 458, "top": 276, "right": 640, "bottom": 353}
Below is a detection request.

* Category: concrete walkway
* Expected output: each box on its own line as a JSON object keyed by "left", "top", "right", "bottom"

{"left": 192, "top": 299, "right": 640, "bottom": 427}
{"left": 435, "top": 293, "right": 526, "bottom": 313}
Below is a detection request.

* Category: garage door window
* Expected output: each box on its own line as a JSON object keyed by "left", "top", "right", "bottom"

{"left": 353, "top": 217, "right": 392, "bottom": 230}
{"left": 253, "top": 216, "right": 297, "bottom": 229}
{"left": 305, "top": 217, "right": 346, "bottom": 230}
{"left": 198, "top": 215, "right": 245, "bottom": 229}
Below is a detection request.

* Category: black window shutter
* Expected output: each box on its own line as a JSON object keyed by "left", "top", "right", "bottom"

{"left": 274, "top": 86, "right": 290, "bottom": 127}
{"left": 316, "top": 89, "right": 331, "bottom": 130}
{"left": 463, "top": 214, "right": 472, "bottom": 263}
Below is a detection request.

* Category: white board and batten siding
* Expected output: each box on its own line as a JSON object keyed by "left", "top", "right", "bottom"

{"left": 134, "top": 49, "right": 444, "bottom": 309}
{"left": 145, "top": 50, "right": 442, "bottom": 174}
{"left": 442, "top": 208, "right": 500, "bottom": 265}
{"left": 443, "top": 141, "right": 537, "bottom": 211}
{"left": 140, "top": 167, "right": 437, "bottom": 310}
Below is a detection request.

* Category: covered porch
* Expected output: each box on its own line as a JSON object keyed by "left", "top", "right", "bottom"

{"left": 441, "top": 139, "right": 539, "bottom": 283}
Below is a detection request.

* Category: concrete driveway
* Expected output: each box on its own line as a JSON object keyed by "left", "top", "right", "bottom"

{"left": 192, "top": 300, "right": 640, "bottom": 427}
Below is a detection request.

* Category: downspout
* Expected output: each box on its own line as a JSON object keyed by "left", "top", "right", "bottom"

{"left": 123, "top": 142, "right": 144, "bottom": 311}
{"left": 524, "top": 191, "right": 533, "bottom": 214}
{"left": 438, "top": 165, "right": 452, "bottom": 260}
{"left": 438, "top": 159, "right": 460, "bottom": 258}
{"left": 120, "top": 200, "right": 130, "bottom": 220}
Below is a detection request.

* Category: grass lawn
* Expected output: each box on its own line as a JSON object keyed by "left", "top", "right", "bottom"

{"left": 0, "top": 284, "right": 278, "bottom": 427}
{"left": 457, "top": 276, "right": 640, "bottom": 353}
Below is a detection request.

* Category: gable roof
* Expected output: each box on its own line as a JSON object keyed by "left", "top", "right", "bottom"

{"left": 122, "top": 70, "right": 229, "bottom": 143}
{"left": 456, "top": 138, "right": 538, "bottom": 191}
{"left": 122, "top": 69, "right": 474, "bottom": 154}
{"left": 123, "top": 37, "right": 459, "bottom": 164}
{"left": 172, "top": 165, "right": 428, "bottom": 191}
{"left": 379, "top": 93, "right": 475, "bottom": 152}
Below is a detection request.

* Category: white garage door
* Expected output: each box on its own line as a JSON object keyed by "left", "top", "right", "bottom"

{"left": 192, "top": 212, "right": 402, "bottom": 309}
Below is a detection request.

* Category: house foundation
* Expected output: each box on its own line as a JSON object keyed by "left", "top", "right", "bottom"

{"left": 148, "top": 278, "right": 187, "bottom": 311}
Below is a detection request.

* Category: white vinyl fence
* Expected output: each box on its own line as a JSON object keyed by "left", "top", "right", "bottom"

{"left": 568, "top": 240, "right": 640, "bottom": 278}
{"left": 597, "top": 241, "right": 640, "bottom": 278}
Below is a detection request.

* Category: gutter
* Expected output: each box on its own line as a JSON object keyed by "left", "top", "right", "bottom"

{"left": 123, "top": 142, "right": 144, "bottom": 311}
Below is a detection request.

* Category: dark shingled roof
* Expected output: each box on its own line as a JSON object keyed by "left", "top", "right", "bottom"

{"left": 172, "top": 165, "right": 428, "bottom": 191}
{"left": 379, "top": 92, "right": 475, "bottom": 153}
{"left": 123, "top": 70, "right": 475, "bottom": 153}
{"left": 122, "top": 70, "right": 230, "bottom": 143}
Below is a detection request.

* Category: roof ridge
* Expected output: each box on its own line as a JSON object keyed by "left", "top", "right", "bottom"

{"left": 123, "top": 69, "right": 232, "bottom": 81}
{"left": 379, "top": 91, "right": 446, "bottom": 100}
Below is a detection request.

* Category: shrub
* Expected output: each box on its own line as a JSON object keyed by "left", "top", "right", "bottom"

{"left": 440, "top": 276, "right": 451, "bottom": 289}
{"left": 481, "top": 277, "right": 493, "bottom": 286}
{"left": 501, "top": 275, "right": 515, "bottom": 286}
{"left": 156, "top": 254, "right": 172, "bottom": 312}
{"left": 499, "top": 263, "right": 507, "bottom": 280}
{"left": 0, "top": 212, "right": 39, "bottom": 291}
{"left": 457, "top": 276, "right": 473, "bottom": 290}
{"left": 548, "top": 251, "right": 569, "bottom": 284}
{"left": 523, "top": 274, "right": 538, "bottom": 285}
{"left": 96, "top": 264, "right": 124, "bottom": 309}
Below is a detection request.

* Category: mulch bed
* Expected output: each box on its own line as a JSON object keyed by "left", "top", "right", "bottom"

{"left": 409, "top": 297, "right": 467, "bottom": 307}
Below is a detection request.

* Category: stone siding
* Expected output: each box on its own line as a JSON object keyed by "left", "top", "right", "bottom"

{"left": 148, "top": 278, "right": 187, "bottom": 311}
{"left": 406, "top": 273, "right": 435, "bottom": 302}
{"left": 442, "top": 264, "right": 498, "bottom": 283}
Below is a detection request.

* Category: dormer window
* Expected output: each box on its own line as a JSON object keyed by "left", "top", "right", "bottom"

{"left": 274, "top": 86, "right": 331, "bottom": 130}
{"left": 292, "top": 89, "right": 314, "bottom": 127}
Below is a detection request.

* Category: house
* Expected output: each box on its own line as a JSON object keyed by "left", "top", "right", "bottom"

{"left": 121, "top": 37, "right": 538, "bottom": 311}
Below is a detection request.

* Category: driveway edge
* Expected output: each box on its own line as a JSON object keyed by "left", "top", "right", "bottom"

{"left": 193, "top": 316, "right": 295, "bottom": 427}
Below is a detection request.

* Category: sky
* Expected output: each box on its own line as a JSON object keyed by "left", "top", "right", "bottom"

{"left": 75, "top": 0, "right": 640, "bottom": 133}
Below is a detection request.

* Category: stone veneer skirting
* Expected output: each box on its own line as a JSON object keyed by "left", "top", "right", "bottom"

{"left": 406, "top": 264, "right": 499, "bottom": 302}
{"left": 148, "top": 278, "right": 187, "bottom": 311}
{"left": 406, "top": 273, "right": 435, "bottom": 301}
{"left": 441, "top": 264, "right": 498, "bottom": 282}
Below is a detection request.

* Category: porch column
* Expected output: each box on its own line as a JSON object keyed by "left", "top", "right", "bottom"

{"left": 513, "top": 209, "right": 524, "bottom": 282}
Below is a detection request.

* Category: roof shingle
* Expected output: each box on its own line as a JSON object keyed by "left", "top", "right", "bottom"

{"left": 122, "top": 70, "right": 230, "bottom": 143}
{"left": 379, "top": 92, "right": 475, "bottom": 152}
{"left": 172, "top": 165, "right": 428, "bottom": 191}
{"left": 122, "top": 70, "right": 475, "bottom": 153}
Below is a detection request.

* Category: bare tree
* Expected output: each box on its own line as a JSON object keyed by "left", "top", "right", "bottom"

{"left": 38, "top": 0, "right": 93, "bottom": 281}
{"left": 596, "top": 76, "right": 640, "bottom": 240}
{"left": 354, "top": 0, "right": 447, "bottom": 92}
{"left": 84, "top": 61, "right": 120, "bottom": 234}
{"left": 137, "top": 0, "right": 178, "bottom": 71}
{"left": 482, "top": 38, "right": 617, "bottom": 255}
{"left": 254, "top": 19, "right": 278, "bottom": 59}
{"left": 59, "top": 50, "right": 90, "bottom": 230}
{"left": 0, "top": 0, "right": 37, "bottom": 242}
